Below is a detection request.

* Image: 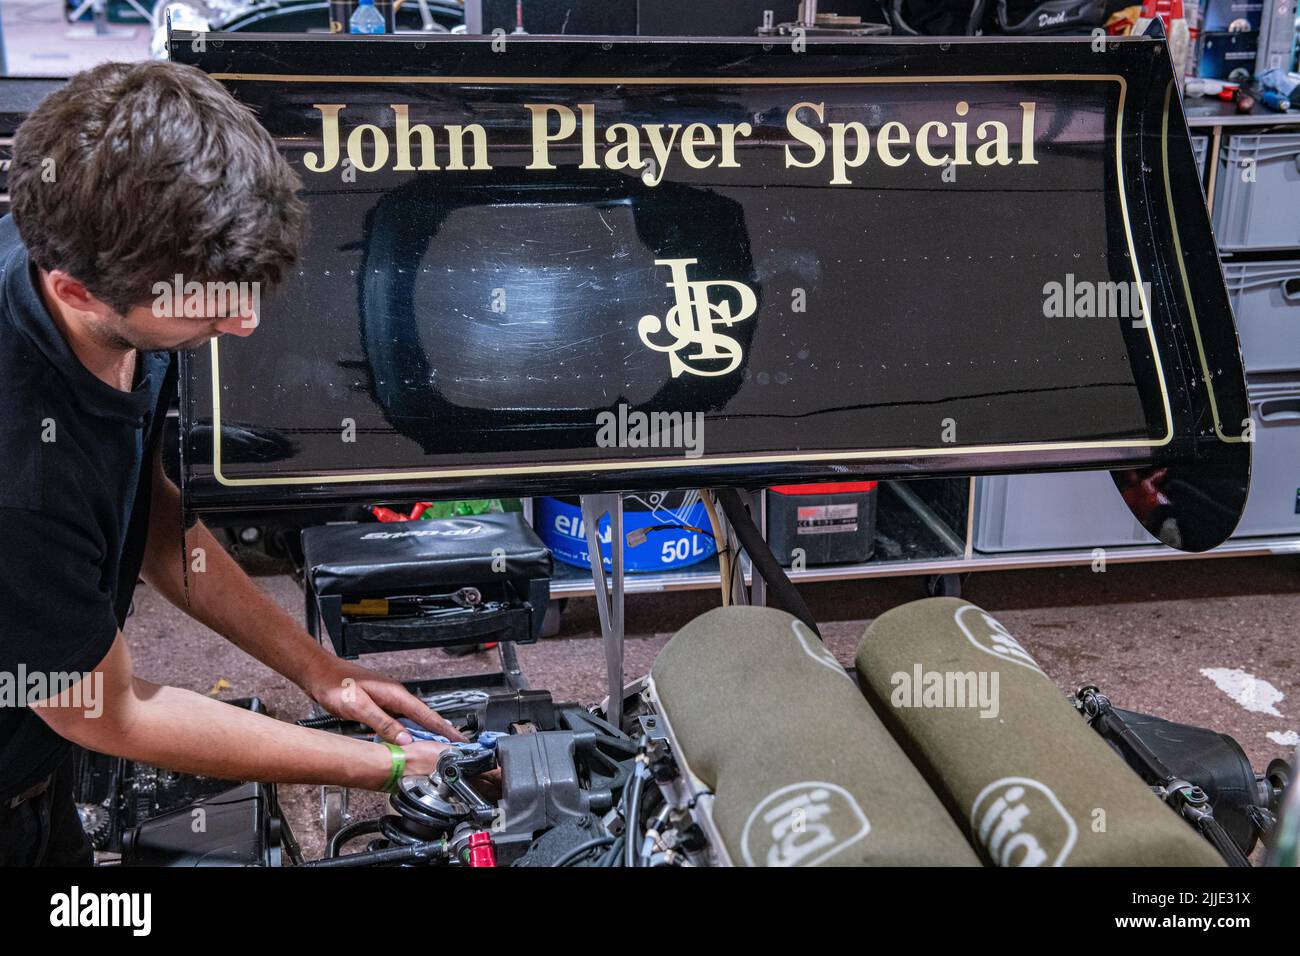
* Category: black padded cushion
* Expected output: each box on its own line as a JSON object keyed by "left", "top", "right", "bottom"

{"left": 303, "top": 513, "right": 551, "bottom": 595}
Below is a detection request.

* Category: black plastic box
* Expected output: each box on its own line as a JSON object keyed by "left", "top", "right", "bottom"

{"left": 767, "top": 483, "right": 878, "bottom": 567}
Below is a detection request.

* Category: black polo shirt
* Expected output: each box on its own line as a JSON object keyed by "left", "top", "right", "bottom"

{"left": 0, "top": 214, "right": 175, "bottom": 802}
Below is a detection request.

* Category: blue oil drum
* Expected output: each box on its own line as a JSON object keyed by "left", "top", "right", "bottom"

{"left": 535, "top": 492, "right": 716, "bottom": 573}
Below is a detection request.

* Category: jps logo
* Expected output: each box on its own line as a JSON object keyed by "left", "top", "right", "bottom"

{"left": 970, "top": 777, "right": 1077, "bottom": 867}
{"left": 637, "top": 258, "right": 757, "bottom": 378}
{"left": 954, "top": 604, "right": 1043, "bottom": 674}
{"left": 741, "top": 781, "right": 870, "bottom": 867}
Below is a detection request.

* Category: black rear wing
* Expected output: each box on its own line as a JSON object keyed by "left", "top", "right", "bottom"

{"left": 172, "top": 30, "right": 1250, "bottom": 552}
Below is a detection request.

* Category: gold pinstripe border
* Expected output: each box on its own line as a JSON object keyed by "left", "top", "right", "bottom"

{"left": 1160, "top": 81, "right": 1245, "bottom": 444}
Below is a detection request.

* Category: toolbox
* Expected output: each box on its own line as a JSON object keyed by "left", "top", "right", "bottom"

{"left": 302, "top": 512, "right": 551, "bottom": 660}
{"left": 766, "top": 482, "right": 878, "bottom": 567}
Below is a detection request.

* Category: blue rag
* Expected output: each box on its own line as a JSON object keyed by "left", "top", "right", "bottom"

{"left": 389, "top": 719, "right": 506, "bottom": 750}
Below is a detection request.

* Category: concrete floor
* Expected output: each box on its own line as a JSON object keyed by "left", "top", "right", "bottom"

{"left": 122, "top": 553, "right": 1300, "bottom": 859}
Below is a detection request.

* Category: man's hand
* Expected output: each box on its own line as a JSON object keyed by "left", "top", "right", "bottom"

{"left": 302, "top": 656, "right": 468, "bottom": 744}
{"left": 401, "top": 740, "right": 457, "bottom": 778}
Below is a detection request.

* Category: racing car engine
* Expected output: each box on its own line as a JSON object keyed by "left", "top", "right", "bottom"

{"left": 108, "top": 603, "right": 1295, "bottom": 868}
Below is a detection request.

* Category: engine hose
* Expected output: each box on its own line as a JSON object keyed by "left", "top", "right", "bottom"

{"left": 327, "top": 818, "right": 384, "bottom": 858}
{"left": 716, "top": 488, "right": 820, "bottom": 636}
{"left": 624, "top": 761, "right": 649, "bottom": 868}
{"left": 554, "top": 836, "right": 617, "bottom": 867}
{"left": 597, "top": 835, "right": 625, "bottom": 867}
{"left": 641, "top": 804, "right": 673, "bottom": 865}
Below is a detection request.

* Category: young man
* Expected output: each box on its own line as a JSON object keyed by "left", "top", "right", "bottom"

{"left": 0, "top": 61, "right": 461, "bottom": 866}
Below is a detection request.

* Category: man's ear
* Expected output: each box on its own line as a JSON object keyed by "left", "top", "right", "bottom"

{"left": 45, "top": 269, "right": 106, "bottom": 314}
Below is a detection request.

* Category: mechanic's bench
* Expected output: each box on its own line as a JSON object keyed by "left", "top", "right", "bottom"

{"left": 302, "top": 513, "right": 552, "bottom": 695}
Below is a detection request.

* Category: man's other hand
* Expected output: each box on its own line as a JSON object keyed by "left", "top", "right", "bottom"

{"left": 302, "top": 657, "right": 468, "bottom": 744}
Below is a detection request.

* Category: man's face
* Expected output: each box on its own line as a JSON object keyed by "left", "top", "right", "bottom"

{"left": 117, "top": 301, "right": 258, "bottom": 352}
{"left": 96, "top": 285, "right": 260, "bottom": 353}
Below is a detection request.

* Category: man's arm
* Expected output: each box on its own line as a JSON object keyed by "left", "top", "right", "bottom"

{"left": 33, "top": 633, "right": 451, "bottom": 787}
{"left": 139, "top": 452, "right": 464, "bottom": 743}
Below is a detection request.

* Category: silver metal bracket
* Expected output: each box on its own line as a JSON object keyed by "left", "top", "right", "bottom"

{"left": 580, "top": 493, "right": 625, "bottom": 730}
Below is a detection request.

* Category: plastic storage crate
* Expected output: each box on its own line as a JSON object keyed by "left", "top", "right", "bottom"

{"left": 1236, "top": 379, "right": 1300, "bottom": 537}
{"left": 1212, "top": 132, "right": 1300, "bottom": 251}
{"left": 974, "top": 380, "right": 1300, "bottom": 549}
{"left": 1224, "top": 259, "right": 1300, "bottom": 373}
{"left": 1191, "top": 133, "right": 1209, "bottom": 183}
{"left": 972, "top": 471, "right": 1152, "bottom": 553}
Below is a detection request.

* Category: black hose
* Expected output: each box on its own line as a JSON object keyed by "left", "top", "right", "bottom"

{"left": 304, "top": 840, "right": 447, "bottom": 867}
{"left": 327, "top": 818, "right": 383, "bottom": 858}
{"left": 554, "top": 836, "right": 616, "bottom": 868}
{"left": 716, "top": 488, "right": 820, "bottom": 636}
{"left": 624, "top": 766, "right": 645, "bottom": 868}
{"left": 598, "top": 835, "right": 625, "bottom": 868}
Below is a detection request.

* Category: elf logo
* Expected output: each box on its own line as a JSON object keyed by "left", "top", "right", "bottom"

{"left": 552, "top": 513, "right": 612, "bottom": 544}
{"left": 954, "top": 604, "right": 1043, "bottom": 674}
{"left": 741, "top": 781, "right": 871, "bottom": 867}
{"left": 50, "top": 886, "right": 151, "bottom": 936}
{"left": 970, "top": 777, "right": 1077, "bottom": 867}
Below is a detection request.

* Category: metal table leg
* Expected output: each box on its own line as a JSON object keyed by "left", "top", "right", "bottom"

{"left": 580, "top": 493, "right": 625, "bottom": 731}
{"left": 65, "top": 0, "right": 138, "bottom": 39}
{"left": 498, "top": 640, "right": 528, "bottom": 691}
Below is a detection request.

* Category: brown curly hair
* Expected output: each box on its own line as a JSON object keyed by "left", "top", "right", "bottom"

{"left": 9, "top": 60, "right": 306, "bottom": 314}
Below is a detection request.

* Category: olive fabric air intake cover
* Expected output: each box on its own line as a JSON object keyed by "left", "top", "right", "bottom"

{"left": 854, "top": 598, "right": 1225, "bottom": 866}
{"left": 650, "top": 607, "right": 980, "bottom": 867}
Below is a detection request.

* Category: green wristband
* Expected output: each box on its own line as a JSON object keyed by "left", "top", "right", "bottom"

{"left": 381, "top": 742, "right": 407, "bottom": 793}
